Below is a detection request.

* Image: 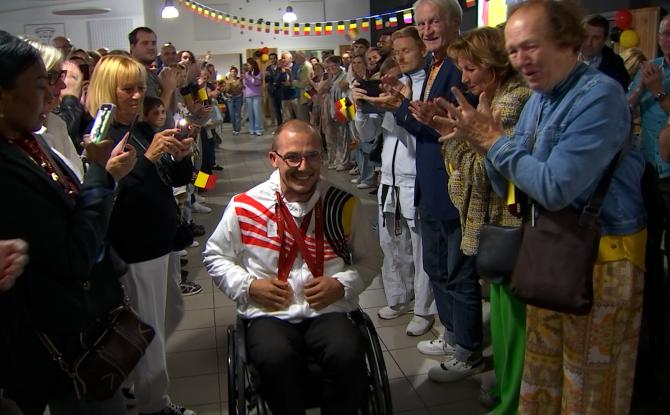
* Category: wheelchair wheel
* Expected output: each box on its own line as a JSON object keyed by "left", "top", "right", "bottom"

{"left": 227, "top": 325, "right": 246, "bottom": 415}
{"left": 353, "top": 311, "right": 393, "bottom": 415}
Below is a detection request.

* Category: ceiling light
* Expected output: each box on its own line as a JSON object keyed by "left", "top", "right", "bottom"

{"left": 282, "top": 6, "right": 297, "bottom": 23}
{"left": 161, "top": 0, "right": 179, "bottom": 19}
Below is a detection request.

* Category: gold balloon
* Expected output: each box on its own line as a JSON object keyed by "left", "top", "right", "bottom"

{"left": 620, "top": 29, "right": 639, "bottom": 48}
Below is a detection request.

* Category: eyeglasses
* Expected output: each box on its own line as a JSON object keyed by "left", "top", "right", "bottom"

{"left": 273, "top": 150, "right": 321, "bottom": 167}
{"left": 47, "top": 69, "right": 67, "bottom": 86}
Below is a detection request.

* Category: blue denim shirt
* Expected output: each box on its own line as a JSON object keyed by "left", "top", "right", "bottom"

{"left": 628, "top": 57, "right": 670, "bottom": 178}
{"left": 485, "top": 63, "right": 646, "bottom": 236}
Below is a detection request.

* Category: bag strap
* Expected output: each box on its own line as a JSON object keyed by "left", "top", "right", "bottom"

{"left": 580, "top": 137, "right": 631, "bottom": 226}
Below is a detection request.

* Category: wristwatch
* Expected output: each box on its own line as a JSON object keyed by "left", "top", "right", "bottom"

{"left": 655, "top": 90, "right": 668, "bottom": 102}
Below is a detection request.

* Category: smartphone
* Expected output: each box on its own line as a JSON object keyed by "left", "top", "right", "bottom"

{"left": 118, "top": 114, "right": 138, "bottom": 150}
{"left": 358, "top": 80, "right": 381, "bottom": 97}
{"left": 90, "top": 103, "right": 116, "bottom": 143}
{"left": 175, "top": 118, "right": 191, "bottom": 140}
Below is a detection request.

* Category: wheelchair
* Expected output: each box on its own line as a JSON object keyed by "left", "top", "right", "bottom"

{"left": 226, "top": 309, "right": 393, "bottom": 415}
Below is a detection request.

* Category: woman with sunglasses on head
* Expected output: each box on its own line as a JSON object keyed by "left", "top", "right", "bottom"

{"left": 21, "top": 37, "right": 85, "bottom": 180}
{"left": 0, "top": 31, "right": 136, "bottom": 415}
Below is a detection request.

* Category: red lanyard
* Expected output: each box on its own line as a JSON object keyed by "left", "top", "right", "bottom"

{"left": 275, "top": 192, "right": 324, "bottom": 281}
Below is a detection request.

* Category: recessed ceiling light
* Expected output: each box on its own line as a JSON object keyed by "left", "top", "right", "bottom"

{"left": 52, "top": 7, "right": 111, "bottom": 16}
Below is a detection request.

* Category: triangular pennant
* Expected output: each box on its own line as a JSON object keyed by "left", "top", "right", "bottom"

{"left": 349, "top": 20, "right": 357, "bottom": 31}
{"left": 315, "top": 23, "right": 323, "bottom": 36}
{"left": 337, "top": 21, "right": 345, "bottom": 35}
{"left": 403, "top": 10, "right": 413, "bottom": 24}
{"left": 303, "top": 23, "right": 311, "bottom": 36}
{"left": 361, "top": 18, "right": 370, "bottom": 31}
{"left": 324, "top": 22, "right": 333, "bottom": 35}
{"left": 293, "top": 23, "right": 300, "bottom": 36}
{"left": 375, "top": 16, "right": 383, "bottom": 30}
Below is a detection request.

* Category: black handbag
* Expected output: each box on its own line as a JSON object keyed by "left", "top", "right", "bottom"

{"left": 476, "top": 224, "right": 522, "bottom": 284}
{"left": 38, "top": 304, "right": 155, "bottom": 401}
{"left": 508, "top": 145, "right": 627, "bottom": 315}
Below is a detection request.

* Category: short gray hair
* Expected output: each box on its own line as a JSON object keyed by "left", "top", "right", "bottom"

{"left": 413, "top": 0, "right": 463, "bottom": 22}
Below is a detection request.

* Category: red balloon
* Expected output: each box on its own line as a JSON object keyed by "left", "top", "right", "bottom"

{"left": 261, "top": 47, "right": 269, "bottom": 55}
{"left": 614, "top": 9, "right": 633, "bottom": 30}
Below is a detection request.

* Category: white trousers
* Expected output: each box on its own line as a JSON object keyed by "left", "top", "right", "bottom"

{"left": 123, "top": 254, "right": 172, "bottom": 414}
{"left": 378, "top": 209, "right": 437, "bottom": 316}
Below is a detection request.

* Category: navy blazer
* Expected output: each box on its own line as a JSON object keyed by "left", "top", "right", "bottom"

{"left": 394, "top": 54, "right": 474, "bottom": 220}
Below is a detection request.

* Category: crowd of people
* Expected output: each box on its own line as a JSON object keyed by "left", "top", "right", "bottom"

{"left": 1, "top": 0, "right": 669, "bottom": 414}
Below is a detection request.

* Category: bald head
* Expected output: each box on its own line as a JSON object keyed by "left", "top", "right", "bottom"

{"left": 272, "top": 120, "right": 321, "bottom": 152}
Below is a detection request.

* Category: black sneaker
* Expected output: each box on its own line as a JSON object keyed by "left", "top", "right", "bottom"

{"left": 180, "top": 281, "right": 202, "bottom": 296}
{"left": 188, "top": 222, "right": 206, "bottom": 237}
{"left": 139, "top": 402, "right": 195, "bottom": 415}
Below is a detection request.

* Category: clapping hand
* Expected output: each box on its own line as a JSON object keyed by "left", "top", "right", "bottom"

{"left": 437, "top": 88, "right": 503, "bottom": 154}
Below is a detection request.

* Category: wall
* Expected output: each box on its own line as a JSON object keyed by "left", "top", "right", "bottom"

{"left": 144, "top": 0, "right": 371, "bottom": 59}
{"left": 0, "top": 0, "right": 145, "bottom": 50}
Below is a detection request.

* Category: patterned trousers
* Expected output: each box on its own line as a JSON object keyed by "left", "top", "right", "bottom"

{"left": 518, "top": 260, "right": 644, "bottom": 415}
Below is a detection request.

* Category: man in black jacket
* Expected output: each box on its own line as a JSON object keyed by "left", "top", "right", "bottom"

{"left": 580, "top": 14, "right": 630, "bottom": 90}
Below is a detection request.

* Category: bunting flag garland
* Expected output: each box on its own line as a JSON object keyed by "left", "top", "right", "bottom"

{"left": 465, "top": 0, "right": 477, "bottom": 7}
{"left": 375, "top": 16, "right": 383, "bottom": 30}
{"left": 388, "top": 15, "right": 398, "bottom": 27}
{"left": 403, "top": 10, "right": 413, "bottom": 24}
{"left": 177, "top": 0, "right": 419, "bottom": 37}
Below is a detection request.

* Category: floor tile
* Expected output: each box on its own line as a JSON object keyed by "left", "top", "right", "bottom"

{"left": 176, "top": 308, "right": 215, "bottom": 330}
{"left": 214, "top": 291, "right": 236, "bottom": 307}
{"left": 383, "top": 351, "right": 405, "bottom": 380}
{"left": 168, "top": 373, "right": 220, "bottom": 407}
{"left": 389, "top": 377, "right": 426, "bottom": 412}
{"left": 167, "top": 327, "right": 217, "bottom": 353}
{"left": 428, "top": 398, "right": 486, "bottom": 414}
{"left": 408, "top": 374, "right": 480, "bottom": 407}
{"left": 376, "top": 325, "right": 434, "bottom": 351}
{"left": 390, "top": 347, "right": 443, "bottom": 377}
{"left": 214, "top": 306, "right": 237, "bottom": 328}
{"left": 168, "top": 349, "right": 219, "bottom": 378}
{"left": 359, "top": 288, "right": 389, "bottom": 308}
{"left": 183, "top": 291, "right": 215, "bottom": 310}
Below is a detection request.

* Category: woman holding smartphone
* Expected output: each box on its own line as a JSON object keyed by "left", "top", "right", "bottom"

{"left": 242, "top": 58, "right": 264, "bottom": 136}
{"left": 86, "top": 54, "right": 196, "bottom": 415}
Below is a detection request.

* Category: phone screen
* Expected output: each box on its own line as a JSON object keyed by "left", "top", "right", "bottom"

{"left": 90, "top": 103, "right": 116, "bottom": 143}
{"left": 358, "top": 80, "right": 381, "bottom": 97}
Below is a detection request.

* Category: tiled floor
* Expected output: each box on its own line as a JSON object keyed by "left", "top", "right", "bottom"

{"left": 150, "top": 123, "right": 487, "bottom": 414}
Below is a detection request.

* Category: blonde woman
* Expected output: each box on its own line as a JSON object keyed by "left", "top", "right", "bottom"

{"left": 416, "top": 26, "right": 531, "bottom": 411}
{"left": 87, "top": 54, "right": 196, "bottom": 415}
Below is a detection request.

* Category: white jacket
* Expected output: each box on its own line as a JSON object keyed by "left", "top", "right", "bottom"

{"left": 204, "top": 170, "right": 368, "bottom": 321}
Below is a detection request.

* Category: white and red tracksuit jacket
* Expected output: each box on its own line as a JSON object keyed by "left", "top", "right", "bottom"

{"left": 204, "top": 170, "right": 370, "bottom": 321}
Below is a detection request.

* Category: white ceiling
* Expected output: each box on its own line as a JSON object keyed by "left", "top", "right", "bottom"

{"left": 0, "top": 0, "right": 142, "bottom": 18}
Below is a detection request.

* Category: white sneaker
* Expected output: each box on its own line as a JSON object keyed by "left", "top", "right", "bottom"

{"left": 188, "top": 240, "right": 199, "bottom": 248}
{"left": 348, "top": 167, "right": 360, "bottom": 175}
{"left": 356, "top": 182, "right": 374, "bottom": 189}
{"left": 351, "top": 178, "right": 361, "bottom": 184}
{"left": 174, "top": 249, "right": 188, "bottom": 257}
{"left": 406, "top": 315, "right": 435, "bottom": 336}
{"left": 192, "top": 201, "right": 212, "bottom": 214}
{"left": 377, "top": 303, "right": 412, "bottom": 320}
{"left": 195, "top": 194, "right": 207, "bottom": 203}
{"left": 417, "top": 338, "right": 456, "bottom": 356}
{"left": 427, "top": 356, "right": 484, "bottom": 383}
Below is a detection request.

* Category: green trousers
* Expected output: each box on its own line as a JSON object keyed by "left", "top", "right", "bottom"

{"left": 489, "top": 283, "right": 526, "bottom": 415}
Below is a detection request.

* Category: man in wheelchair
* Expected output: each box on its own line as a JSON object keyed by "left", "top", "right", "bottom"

{"left": 204, "top": 120, "right": 372, "bottom": 415}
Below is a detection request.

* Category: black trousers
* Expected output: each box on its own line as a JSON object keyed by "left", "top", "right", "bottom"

{"left": 245, "top": 313, "right": 367, "bottom": 415}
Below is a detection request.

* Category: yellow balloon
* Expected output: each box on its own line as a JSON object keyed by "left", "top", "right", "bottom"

{"left": 261, "top": 53, "right": 269, "bottom": 62}
{"left": 620, "top": 29, "right": 639, "bottom": 48}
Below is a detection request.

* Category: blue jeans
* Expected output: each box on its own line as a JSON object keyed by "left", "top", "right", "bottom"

{"left": 358, "top": 139, "right": 378, "bottom": 185}
{"left": 245, "top": 95, "right": 264, "bottom": 134}
{"left": 227, "top": 95, "right": 242, "bottom": 133}
{"left": 420, "top": 213, "right": 482, "bottom": 361}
